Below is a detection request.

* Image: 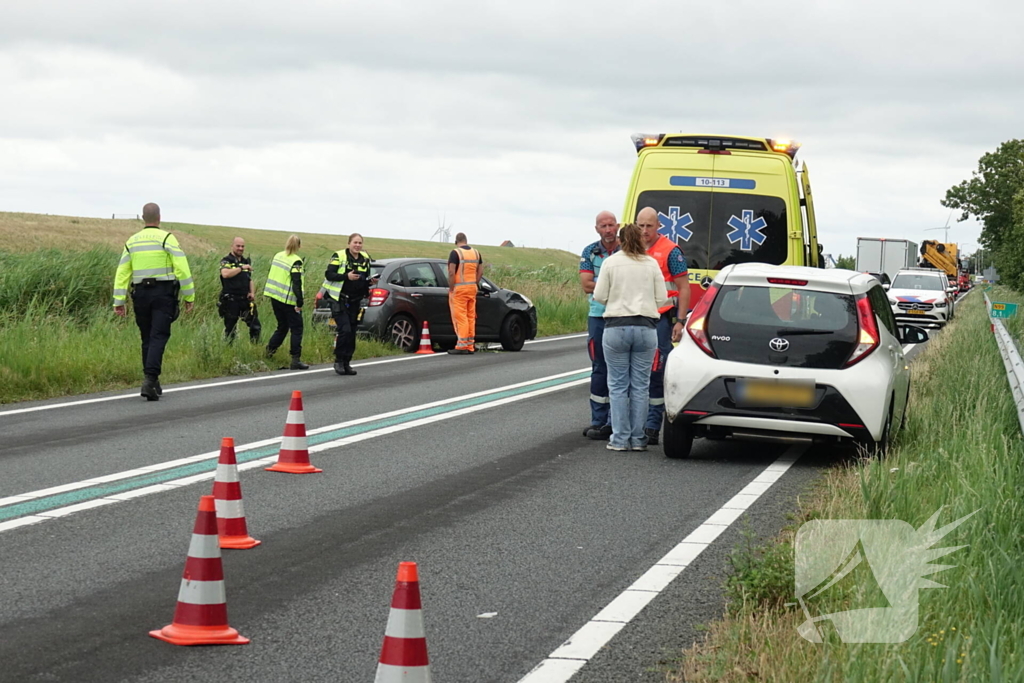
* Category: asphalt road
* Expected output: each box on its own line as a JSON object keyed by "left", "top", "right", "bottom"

{"left": 0, "top": 329, "right": 933, "bottom": 683}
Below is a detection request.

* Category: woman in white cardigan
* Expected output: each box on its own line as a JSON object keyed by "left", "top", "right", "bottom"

{"left": 593, "top": 223, "right": 670, "bottom": 451}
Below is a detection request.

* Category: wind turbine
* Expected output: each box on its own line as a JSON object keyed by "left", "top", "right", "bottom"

{"left": 430, "top": 212, "right": 453, "bottom": 243}
{"left": 924, "top": 209, "right": 955, "bottom": 243}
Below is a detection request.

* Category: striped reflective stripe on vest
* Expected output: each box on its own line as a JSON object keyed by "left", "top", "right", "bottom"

{"left": 125, "top": 230, "right": 177, "bottom": 283}
{"left": 453, "top": 247, "right": 480, "bottom": 286}
{"left": 320, "top": 250, "right": 370, "bottom": 299}
{"left": 264, "top": 252, "right": 302, "bottom": 306}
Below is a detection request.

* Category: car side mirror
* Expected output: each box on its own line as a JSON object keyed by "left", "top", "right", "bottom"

{"left": 882, "top": 283, "right": 890, "bottom": 291}
{"left": 897, "top": 325, "right": 929, "bottom": 345}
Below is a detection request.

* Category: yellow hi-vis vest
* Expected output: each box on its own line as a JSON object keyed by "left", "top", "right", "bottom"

{"left": 264, "top": 251, "right": 304, "bottom": 306}
{"left": 320, "top": 250, "right": 371, "bottom": 300}
{"left": 452, "top": 246, "right": 481, "bottom": 286}
{"left": 112, "top": 227, "right": 195, "bottom": 306}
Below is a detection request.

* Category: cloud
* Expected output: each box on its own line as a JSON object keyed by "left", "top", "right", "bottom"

{"left": 1, "top": 0, "right": 1015, "bottom": 256}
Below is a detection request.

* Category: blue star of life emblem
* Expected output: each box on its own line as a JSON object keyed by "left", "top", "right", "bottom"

{"left": 726, "top": 210, "right": 768, "bottom": 251}
{"left": 658, "top": 206, "right": 694, "bottom": 243}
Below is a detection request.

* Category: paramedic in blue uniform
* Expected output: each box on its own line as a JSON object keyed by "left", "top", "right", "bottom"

{"left": 579, "top": 210, "right": 620, "bottom": 440}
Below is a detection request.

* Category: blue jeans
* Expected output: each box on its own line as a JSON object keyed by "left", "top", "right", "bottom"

{"left": 646, "top": 310, "right": 674, "bottom": 430}
{"left": 588, "top": 316, "right": 610, "bottom": 427}
{"left": 603, "top": 325, "right": 657, "bottom": 449}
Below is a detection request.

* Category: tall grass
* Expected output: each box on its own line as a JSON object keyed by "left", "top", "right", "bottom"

{"left": 487, "top": 264, "right": 588, "bottom": 336}
{"left": 673, "top": 290, "right": 1024, "bottom": 682}
{"left": 0, "top": 251, "right": 588, "bottom": 404}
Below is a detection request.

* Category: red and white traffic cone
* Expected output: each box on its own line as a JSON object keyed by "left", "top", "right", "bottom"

{"left": 213, "top": 437, "right": 261, "bottom": 549}
{"left": 149, "top": 495, "right": 249, "bottom": 645}
{"left": 266, "top": 390, "right": 322, "bottom": 474}
{"left": 415, "top": 321, "right": 435, "bottom": 355}
{"left": 375, "top": 562, "right": 432, "bottom": 682}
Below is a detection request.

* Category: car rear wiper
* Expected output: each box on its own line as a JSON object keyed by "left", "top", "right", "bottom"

{"left": 777, "top": 328, "right": 834, "bottom": 335}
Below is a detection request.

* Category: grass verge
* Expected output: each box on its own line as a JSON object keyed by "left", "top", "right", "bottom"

{"left": 0, "top": 250, "right": 586, "bottom": 404}
{"left": 669, "top": 289, "right": 1024, "bottom": 682}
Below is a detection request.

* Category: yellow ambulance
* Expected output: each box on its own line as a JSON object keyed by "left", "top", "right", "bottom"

{"left": 621, "top": 134, "right": 823, "bottom": 309}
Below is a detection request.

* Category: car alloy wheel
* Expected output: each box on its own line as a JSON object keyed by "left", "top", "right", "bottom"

{"left": 388, "top": 315, "right": 418, "bottom": 352}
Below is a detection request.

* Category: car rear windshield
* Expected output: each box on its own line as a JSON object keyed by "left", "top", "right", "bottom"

{"left": 891, "top": 273, "right": 946, "bottom": 291}
{"left": 707, "top": 284, "right": 858, "bottom": 369}
{"left": 635, "top": 190, "right": 788, "bottom": 270}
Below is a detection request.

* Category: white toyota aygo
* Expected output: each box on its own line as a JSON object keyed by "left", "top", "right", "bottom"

{"left": 662, "top": 264, "right": 929, "bottom": 458}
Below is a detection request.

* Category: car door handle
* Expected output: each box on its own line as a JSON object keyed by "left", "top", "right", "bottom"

{"left": 410, "top": 293, "right": 423, "bottom": 298}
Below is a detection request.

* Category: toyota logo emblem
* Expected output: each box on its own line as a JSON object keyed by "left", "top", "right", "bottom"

{"left": 769, "top": 337, "right": 790, "bottom": 352}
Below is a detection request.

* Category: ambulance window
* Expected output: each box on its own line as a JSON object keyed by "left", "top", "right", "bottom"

{"left": 635, "top": 190, "right": 713, "bottom": 269}
{"left": 708, "top": 194, "right": 788, "bottom": 269}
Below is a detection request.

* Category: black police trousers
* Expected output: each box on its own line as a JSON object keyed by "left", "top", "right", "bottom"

{"left": 268, "top": 298, "right": 303, "bottom": 356}
{"left": 132, "top": 281, "right": 176, "bottom": 379}
{"left": 220, "top": 293, "right": 261, "bottom": 342}
{"left": 329, "top": 296, "right": 360, "bottom": 362}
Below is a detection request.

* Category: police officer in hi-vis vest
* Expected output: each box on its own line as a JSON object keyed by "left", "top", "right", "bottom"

{"left": 263, "top": 234, "right": 309, "bottom": 370}
{"left": 321, "top": 232, "right": 373, "bottom": 376}
{"left": 112, "top": 202, "right": 195, "bottom": 401}
{"left": 447, "top": 232, "right": 484, "bottom": 355}
{"left": 636, "top": 206, "right": 691, "bottom": 446}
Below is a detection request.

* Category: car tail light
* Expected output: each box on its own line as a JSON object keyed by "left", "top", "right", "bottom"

{"left": 844, "top": 294, "right": 879, "bottom": 367}
{"left": 686, "top": 282, "right": 720, "bottom": 357}
{"left": 767, "top": 277, "right": 808, "bottom": 286}
{"left": 367, "top": 288, "right": 389, "bottom": 307}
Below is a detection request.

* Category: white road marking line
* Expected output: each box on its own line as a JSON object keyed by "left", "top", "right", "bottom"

{"left": 0, "top": 377, "right": 589, "bottom": 533}
{"left": 0, "top": 333, "right": 588, "bottom": 418}
{"left": 517, "top": 445, "right": 805, "bottom": 683}
{"left": 0, "top": 368, "right": 589, "bottom": 509}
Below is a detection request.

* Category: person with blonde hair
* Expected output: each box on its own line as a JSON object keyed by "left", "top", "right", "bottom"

{"left": 321, "top": 232, "right": 373, "bottom": 375}
{"left": 263, "top": 234, "right": 309, "bottom": 370}
{"left": 593, "top": 223, "right": 669, "bottom": 451}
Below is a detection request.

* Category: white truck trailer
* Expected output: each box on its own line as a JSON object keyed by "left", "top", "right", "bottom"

{"left": 855, "top": 238, "right": 918, "bottom": 280}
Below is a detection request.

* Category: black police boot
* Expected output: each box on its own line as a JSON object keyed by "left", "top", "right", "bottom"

{"left": 141, "top": 376, "right": 159, "bottom": 401}
{"left": 342, "top": 359, "right": 357, "bottom": 376}
{"left": 154, "top": 379, "right": 163, "bottom": 396}
{"left": 645, "top": 427, "right": 660, "bottom": 446}
{"left": 334, "top": 361, "right": 346, "bottom": 376}
{"left": 290, "top": 355, "right": 310, "bottom": 370}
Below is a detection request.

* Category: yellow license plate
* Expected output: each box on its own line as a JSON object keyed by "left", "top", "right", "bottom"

{"left": 907, "top": 309, "right": 925, "bottom": 315}
{"left": 736, "top": 380, "right": 815, "bottom": 408}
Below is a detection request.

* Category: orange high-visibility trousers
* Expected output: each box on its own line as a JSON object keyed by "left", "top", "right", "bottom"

{"left": 449, "top": 286, "right": 477, "bottom": 350}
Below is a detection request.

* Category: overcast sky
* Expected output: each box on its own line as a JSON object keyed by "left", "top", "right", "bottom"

{"left": 3, "top": 1, "right": 1021, "bottom": 261}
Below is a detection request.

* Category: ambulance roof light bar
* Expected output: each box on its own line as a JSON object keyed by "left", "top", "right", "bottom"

{"left": 631, "top": 133, "right": 665, "bottom": 152}
{"left": 767, "top": 138, "right": 802, "bottom": 158}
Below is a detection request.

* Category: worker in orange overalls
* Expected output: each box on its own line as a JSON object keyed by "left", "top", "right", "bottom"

{"left": 447, "top": 232, "right": 484, "bottom": 355}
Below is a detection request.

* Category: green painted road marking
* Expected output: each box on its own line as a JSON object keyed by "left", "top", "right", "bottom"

{"left": 0, "top": 372, "right": 588, "bottom": 523}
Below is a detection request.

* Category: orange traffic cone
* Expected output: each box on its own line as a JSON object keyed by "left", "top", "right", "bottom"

{"left": 415, "top": 321, "right": 435, "bottom": 355}
{"left": 149, "top": 495, "right": 249, "bottom": 645}
{"left": 212, "top": 437, "right": 261, "bottom": 549}
{"left": 266, "top": 390, "right": 322, "bottom": 474}
{"left": 375, "top": 562, "right": 432, "bottom": 682}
